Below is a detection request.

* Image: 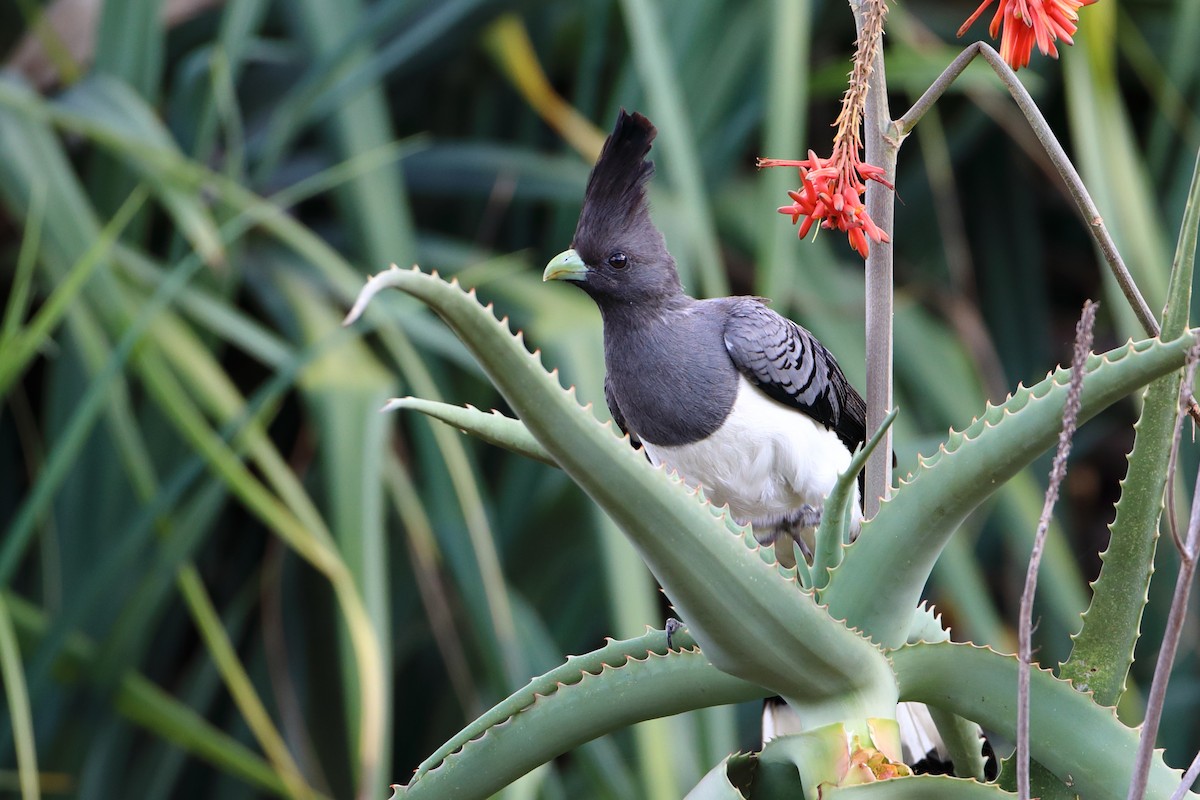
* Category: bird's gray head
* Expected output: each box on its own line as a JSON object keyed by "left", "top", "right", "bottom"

{"left": 543, "top": 110, "right": 683, "bottom": 307}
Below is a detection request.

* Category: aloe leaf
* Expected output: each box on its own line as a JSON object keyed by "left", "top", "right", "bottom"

{"left": 382, "top": 397, "right": 556, "bottom": 467}
{"left": 823, "top": 333, "right": 1197, "bottom": 648}
{"left": 758, "top": 719, "right": 908, "bottom": 800}
{"left": 346, "top": 266, "right": 897, "bottom": 717}
{"left": 685, "top": 752, "right": 755, "bottom": 799}
{"left": 405, "top": 629, "right": 761, "bottom": 800}
{"left": 994, "top": 760, "right": 1074, "bottom": 800}
{"left": 926, "top": 707, "right": 989, "bottom": 783}
{"left": 812, "top": 407, "right": 897, "bottom": 590}
{"left": 891, "top": 642, "right": 1192, "bottom": 800}
{"left": 1060, "top": 145, "right": 1200, "bottom": 705}
{"left": 523, "top": 269, "right": 695, "bottom": 793}
{"left": 905, "top": 605, "right": 987, "bottom": 780}
{"left": 400, "top": 626, "right": 1191, "bottom": 800}
{"left": 824, "top": 776, "right": 1016, "bottom": 799}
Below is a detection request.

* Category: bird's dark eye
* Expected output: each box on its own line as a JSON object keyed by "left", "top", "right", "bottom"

{"left": 607, "top": 252, "right": 628, "bottom": 270}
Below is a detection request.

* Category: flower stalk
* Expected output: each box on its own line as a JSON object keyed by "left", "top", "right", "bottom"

{"left": 856, "top": 0, "right": 897, "bottom": 516}
{"left": 758, "top": 0, "right": 897, "bottom": 511}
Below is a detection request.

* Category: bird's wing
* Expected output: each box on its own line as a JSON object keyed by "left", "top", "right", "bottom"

{"left": 722, "top": 299, "right": 866, "bottom": 452}
{"left": 604, "top": 376, "right": 639, "bottom": 445}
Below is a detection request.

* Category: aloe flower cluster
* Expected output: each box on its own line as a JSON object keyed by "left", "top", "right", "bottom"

{"left": 758, "top": 151, "right": 892, "bottom": 259}
{"left": 959, "top": 0, "right": 1098, "bottom": 70}
{"left": 759, "top": 0, "right": 891, "bottom": 259}
{"left": 763, "top": 0, "right": 1095, "bottom": 259}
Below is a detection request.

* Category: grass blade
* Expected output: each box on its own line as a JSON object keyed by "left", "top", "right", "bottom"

{"left": 0, "top": 594, "right": 39, "bottom": 800}
{"left": 617, "top": 0, "right": 728, "bottom": 298}
{"left": 0, "top": 185, "right": 148, "bottom": 398}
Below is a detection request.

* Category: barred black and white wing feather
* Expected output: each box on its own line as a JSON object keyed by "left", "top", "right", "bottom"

{"left": 722, "top": 299, "right": 866, "bottom": 453}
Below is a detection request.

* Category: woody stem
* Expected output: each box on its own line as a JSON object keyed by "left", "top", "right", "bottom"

{"left": 852, "top": 0, "right": 895, "bottom": 517}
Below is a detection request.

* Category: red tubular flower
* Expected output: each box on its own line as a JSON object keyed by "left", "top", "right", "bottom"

{"left": 758, "top": 150, "right": 892, "bottom": 259}
{"left": 958, "top": 0, "right": 1097, "bottom": 70}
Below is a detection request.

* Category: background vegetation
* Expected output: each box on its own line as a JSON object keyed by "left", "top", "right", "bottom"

{"left": 0, "top": 0, "right": 1197, "bottom": 797}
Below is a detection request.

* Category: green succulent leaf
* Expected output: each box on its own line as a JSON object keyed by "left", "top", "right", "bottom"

{"left": 823, "top": 776, "right": 1016, "bottom": 799}
{"left": 811, "top": 407, "right": 898, "bottom": 591}
{"left": 347, "top": 266, "right": 898, "bottom": 719}
{"left": 1056, "top": 371, "right": 1178, "bottom": 700}
{"left": 823, "top": 332, "right": 1198, "bottom": 647}
{"left": 891, "top": 642, "right": 1193, "bottom": 800}
{"left": 404, "top": 629, "right": 761, "bottom": 800}
{"left": 1060, "top": 145, "right": 1200, "bottom": 705}
{"left": 905, "top": 605, "right": 987, "bottom": 780}
{"left": 684, "top": 751, "right": 756, "bottom": 799}
{"left": 396, "top": 627, "right": 1195, "bottom": 800}
{"left": 382, "top": 396, "right": 556, "bottom": 467}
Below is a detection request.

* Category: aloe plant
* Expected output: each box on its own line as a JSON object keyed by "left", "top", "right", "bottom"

{"left": 337, "top": 7, "right": 1200, "bottom": 794}
{"left": 344, "top": 261, "right": 1197, "bottom": 799}
{"left": 2, "top": 2, "right": 1198, "bottom": 798}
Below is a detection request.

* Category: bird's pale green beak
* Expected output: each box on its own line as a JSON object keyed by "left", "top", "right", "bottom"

{"left": 543, "top": 249, "right": 588, "bottom": 282}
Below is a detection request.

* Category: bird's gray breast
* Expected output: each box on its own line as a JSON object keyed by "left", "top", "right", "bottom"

{"left": 602, "top": 306, "right": 739, "bottom": 446}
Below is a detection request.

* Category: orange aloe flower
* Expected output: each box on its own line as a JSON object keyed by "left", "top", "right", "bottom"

{"left": 958, "top": 0, "right": 1097, "bottom": 70}
{"left": 758, "top": 150, "right": 892, "bottom": 259}
{"left": 759, "top": 0, "right": 892, "bottom": 260}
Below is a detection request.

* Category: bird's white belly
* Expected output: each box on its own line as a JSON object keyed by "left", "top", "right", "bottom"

{"left": 641, "top": 375, "right": 857, "bottom": 526}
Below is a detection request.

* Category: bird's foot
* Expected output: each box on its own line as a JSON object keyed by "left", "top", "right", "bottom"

{"left": 751, "top": 505, "right": 822, "bottom": 563}
{"left": 665, "top": 617, "right": 685, "bottom": 650}
{"left": 752, "top": 526, "right": 815, "bottom": 562}
{"left": 783, "top": 504, "right": 822, "bottom": 530}
{"left": 750, "top": 504, "right": 824, "bottom": 535}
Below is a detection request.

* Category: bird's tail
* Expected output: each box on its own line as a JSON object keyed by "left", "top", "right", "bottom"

{"left": 895, "top": 701, "right": 946, "bottom": 764}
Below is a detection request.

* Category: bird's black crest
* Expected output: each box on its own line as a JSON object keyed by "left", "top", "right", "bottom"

{"left": 574, "top": 110, "right": 657, "bottom": 256}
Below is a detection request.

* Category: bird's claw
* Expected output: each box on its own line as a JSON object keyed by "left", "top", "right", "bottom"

{"left": 665, "top": 617, "right": 685, "bottom": 650}
{"left": 752, "top": 504, "right": 823, "bottom": 562}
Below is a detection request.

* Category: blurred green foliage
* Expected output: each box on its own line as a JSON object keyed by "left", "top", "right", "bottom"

{"left": 0, "top": 0, "right": 1197, "bottom": 798}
